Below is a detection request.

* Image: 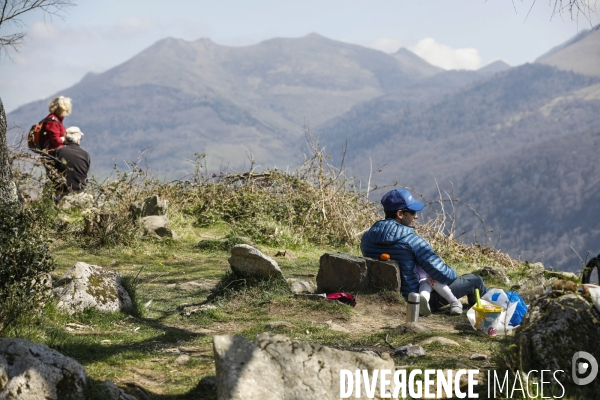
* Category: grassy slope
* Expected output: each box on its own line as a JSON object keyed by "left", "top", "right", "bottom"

{"left": 4, "top": 208, "right": 540, "bottom": 400}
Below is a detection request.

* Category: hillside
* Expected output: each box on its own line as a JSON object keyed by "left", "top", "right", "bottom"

{"left": 321, "top": 64, "right": 599, "bottom": 184}
{"left": 454, "top": 130, "right": 600, "bottom": 272}
{"left": 536, "top": 25, "right": 600, "bottom": 77}
{"left": 7, "top": 34, "right": 441, "bottom": 177}
{"left": 318, "top": 64, "right": 600, "bottom": 271}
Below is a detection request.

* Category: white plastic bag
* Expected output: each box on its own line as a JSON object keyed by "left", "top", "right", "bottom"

{"left": 586, "top": 285, "right": 600, "bottom": 313}
{"left": 467, "top": 289, "right": 519, "bottom": 335}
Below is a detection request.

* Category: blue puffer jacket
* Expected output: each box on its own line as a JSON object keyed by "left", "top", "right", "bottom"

{"left": 360, "top": 219, "right": 457, "bottom": 298}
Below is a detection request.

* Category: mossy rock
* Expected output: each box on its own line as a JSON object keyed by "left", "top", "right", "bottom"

{"left": 514, "top": 293, "right": 600, "bottom": 389}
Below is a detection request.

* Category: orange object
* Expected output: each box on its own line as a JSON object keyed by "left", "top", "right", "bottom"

{"left": 380, "top": 253, "right": 391, "bottom": 261}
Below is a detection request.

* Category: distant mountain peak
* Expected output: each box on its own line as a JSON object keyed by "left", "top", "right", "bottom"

{"left": 391, "top": 47, "right": 442, "bottom": 77}
{"left": 477, "top": 60, "right": 511, "bottom": 75}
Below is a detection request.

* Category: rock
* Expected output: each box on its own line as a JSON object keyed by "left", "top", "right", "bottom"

{"left": 392, "top": 322, "right": 432, "bottom": 334}
{"left": 470, "top": 353, "right": 488, "bottom": 361}
{"left": 317, "top": 253, "right": 401, "bottom": 293}
{"left": 213, "top": 335, "right": 285, "bottom": 400}
{"left": 140, "top": 215, "right": 178, "bottom": 239}
{"left": 419, "top": 337, "right": 460, "bottom": 347}
{"left": 317, "top": 253, "right": 369, "bottom": 292}
{"left": 275, "top": 250, "right": 298, "bottom": 260}
{"left": 361, "top": 350, "right": 378, "bottom": 358}
{"left": 180, "top": 304, "right": 217, "bottom": 317}
{"left": 518, "top": 262, "right": 546, "bottom": 289}
{"left": 213, "top": 333, "right": 394, "bottom": 399}
{"left": 130, "top": 195, "right": 168, "bottom": 218}
{"left": 366, "top": 258, "right": 402, "bottom": 292}
{"left": 476, "top": 265, "right": 510, "bottom": 284}
{"left": 0, "top": 338, "right": 87, "bottom": 399}
{"left": 515, "top": 293, "right": 600, "bottom": 387}
{"left": 102, "top": 380, "right": 138, "bottom": 400}
{"left": 265, "top": 321, "right": 295, "bottom": 330}
{"left": 57, "top": 192, "right": 94, "bottom": 210}
{"left": 174, "top": 354, "right": 190, "bottom": 365}
{"left": 287, "top": 278, "right": 315, "bottom": 294}
{"left": 545, "top": 270, "right": 579, "bottom": 281}
{"left": 393, "top": 344, "right": 426, "bottom": 358}
{"left": 324, "top": 320, "right": 350, "bottom": 333}
{"left": 53, "top": 262, "right": 133, "bottom": 314}
{"left": 228, "top": 244, "right": 283, "bottom": 279}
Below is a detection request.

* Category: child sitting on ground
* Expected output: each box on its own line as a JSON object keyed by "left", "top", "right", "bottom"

{"left": 416, "top": 265, "right": 463, "bottom": 316}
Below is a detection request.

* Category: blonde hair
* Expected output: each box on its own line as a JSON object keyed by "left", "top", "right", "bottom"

{"left": 48, "top": 96, "right": 72, "bottom": 117}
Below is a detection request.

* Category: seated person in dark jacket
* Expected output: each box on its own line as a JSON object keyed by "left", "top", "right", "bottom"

{"left": 53, "top": 126, "right": 90, "bottom": 198}
{"left": 361, "top": 188, "right": 487, "bottom": 315}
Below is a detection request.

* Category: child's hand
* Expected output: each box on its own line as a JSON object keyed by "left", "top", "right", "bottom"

{"left": 428, "top": 277, "right": 437, "bottom": 285}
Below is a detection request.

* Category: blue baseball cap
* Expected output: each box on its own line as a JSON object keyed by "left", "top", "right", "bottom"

{"left": 381, "top": 189, "right": 425, "bottom": 212}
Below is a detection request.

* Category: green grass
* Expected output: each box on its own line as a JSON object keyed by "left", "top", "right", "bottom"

{"left": 5, "top": 203, "right": 582, "bottom": 399}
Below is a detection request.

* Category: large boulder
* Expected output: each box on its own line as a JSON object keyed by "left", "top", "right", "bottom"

{"left": 53, "top": 262, "right": 133, "bottom": 314}
{"left": 129, "top": 195, "right": 168, "bottom": 218}
{"left": 228, "top": 245, "right": 283, "bottom": 279}
{"left": 213, "top": 333, "right": 394, "bottom": 400}
{"left": 317, "top": 253, "right": 400, "bottom": 293}
{"left": 317, "top": 253, "right": 369, "bottom": 292}
{"left": 0, "top": 338, "right": 87, "bottom": 399}
{"left": 366, "top": 257, "right": 401, "bottom": 292}
{"left": 515, "top": 293, "right": 600, "bottom": 388}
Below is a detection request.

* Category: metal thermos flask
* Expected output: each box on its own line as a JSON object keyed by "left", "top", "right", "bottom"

{"left": 406, "top": 293, "right": 420, "bottom": 322}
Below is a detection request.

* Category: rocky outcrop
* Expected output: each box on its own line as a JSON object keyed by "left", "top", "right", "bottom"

{"left": 515, "top": 293, "right": 600, "bottom": 387}
{"left": 213, "top": 333, "right": 394, "bottom": 400}
{"left": 53, "top": 262, "right": 133, "bottom": 314}
{"left": 316, "top": 253, "right": 401, "bottom": 293}
{"left": 228, "top": 245, "right": 283, "bottom": 279}
{"left": 129, "top": 195, "right": 168, "bottom": 218}
{"left": 0, "top": 338, "right": 87, "bottom": 399}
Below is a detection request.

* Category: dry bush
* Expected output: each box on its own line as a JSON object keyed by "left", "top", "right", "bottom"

{"left": 184, "top": 132, "right": 379, "bottom": 246}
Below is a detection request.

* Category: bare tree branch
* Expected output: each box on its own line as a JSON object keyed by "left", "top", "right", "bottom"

{"left": 0, "top": 0, "right": 75, "bottom": 54}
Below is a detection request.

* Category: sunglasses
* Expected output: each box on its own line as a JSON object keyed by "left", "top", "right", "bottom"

{"left": 400, "top": 209, "right": 416, "bottom": 215}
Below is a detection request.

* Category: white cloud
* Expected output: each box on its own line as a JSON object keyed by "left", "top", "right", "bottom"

{"left": 408, "top": 38, "right": 482, "bottom": 70}
{"left": 366, "top": 37, "right": 404, "bottom": 54}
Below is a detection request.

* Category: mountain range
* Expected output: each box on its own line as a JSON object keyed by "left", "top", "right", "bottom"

{"left": 7, "top": 27, "right": 600, "bottom": 271}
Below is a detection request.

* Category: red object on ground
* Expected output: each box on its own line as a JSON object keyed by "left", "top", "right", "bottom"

{"left": 326, "top": 292, "right": 356, "bottom": 307}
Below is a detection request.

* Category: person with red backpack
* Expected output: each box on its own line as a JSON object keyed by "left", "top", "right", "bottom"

{"left": 42, "top": 96, "right": 72, "bottom": 153}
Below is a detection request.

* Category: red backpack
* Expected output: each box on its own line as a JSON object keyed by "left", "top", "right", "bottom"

{"left": 27, "top": 116, "right": 57, "bottom": 151}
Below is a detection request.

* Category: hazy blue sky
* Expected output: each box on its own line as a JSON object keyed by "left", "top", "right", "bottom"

{"left": 1, "top": 0, "right": 598, "bottom": 112}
